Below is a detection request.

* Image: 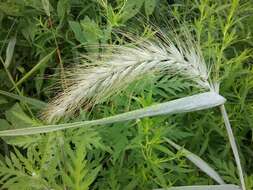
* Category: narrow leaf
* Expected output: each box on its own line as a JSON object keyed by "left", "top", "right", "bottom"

{"left": 155, "top": 184, "right": 241, "bottom": 190}
{"left": 145, "top": 0, "right": 156, "bottom": 16}
{"left": 164, "top": 138, "right": 225, "bottom": 184}
{"left": 14, "top": 50, "right": 55, "bottom": 88}
{"left": 220, "top": 105, "right": 246, "bottom": 190}
{"left": 57, "top": 0, "right": 70, "bottom": 19}
{"left": 0, "top": 90, "right": 46, "bottom": 109}
{"left": 0, "top": 92, "right": 226, "bottom": 136}
{"left": 41, "top": 0, "right": 51, "bottom": 16}
{"left": 4, "top": 37, "right": 16, "bottom": 68}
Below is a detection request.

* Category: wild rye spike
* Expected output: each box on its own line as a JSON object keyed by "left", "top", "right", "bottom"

{"left": 42, "top": 38, "right": 211, "bottom": 123}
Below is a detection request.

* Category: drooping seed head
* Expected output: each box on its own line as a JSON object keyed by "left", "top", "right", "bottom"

{"left": 41, "top": 30, "right": 212, "bottom": 123}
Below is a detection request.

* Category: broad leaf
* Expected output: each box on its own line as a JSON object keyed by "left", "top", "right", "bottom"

{"left": 120, "top": 0, "right": 144, "bottom": 22}
{"left": 69, "top": 21, "right": 86, "bottom": 43}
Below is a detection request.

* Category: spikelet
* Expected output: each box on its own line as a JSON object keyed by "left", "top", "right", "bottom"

{"left": 42, "top": 31, "right": 212, "bottom": 123}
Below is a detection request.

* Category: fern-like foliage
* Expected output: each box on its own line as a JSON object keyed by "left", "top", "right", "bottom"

{"left": 0, "top": 147, "right": 53, "bottom": 190}
{"left": 61, "top": 142, "right": 102, "bottom": 190}
{"left": 0, "top": 126, "right": 106, "bottom": 189}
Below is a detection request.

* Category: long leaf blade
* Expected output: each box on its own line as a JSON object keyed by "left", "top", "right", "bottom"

{"left": 14, "top": 50, "right": 55, "bottom": 88}
{"left": 155, "top": 184, "right": 241, "bottom": 190}
{"left": 220, "top": 105, "right": 246, "bottom": 190}
{"left": 42, "top": 0, "right": 51, "bottom": 16}
{"left": 0, "top": 90, "right": 46, "bottom": 109}
{"left": 4, "top": 37, "right": 16, "bottom": 68}
{"left": 164, "top": 138, "right": 225, "bottom": 184}
{"left": 0, "top": 92, "right": 226, "bottom": 136}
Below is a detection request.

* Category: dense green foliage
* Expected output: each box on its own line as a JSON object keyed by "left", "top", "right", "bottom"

{"left": 0, "top": 0, "right": 253, "bottom": 189}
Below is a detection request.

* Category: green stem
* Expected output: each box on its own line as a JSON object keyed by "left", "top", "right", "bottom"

{"left": 48, "top": 17, "right": 67, "bottom": 90}
{"left": 0, "top": 57, "right": 34, "bottom": 117}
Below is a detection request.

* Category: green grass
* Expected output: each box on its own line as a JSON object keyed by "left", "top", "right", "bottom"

{"left": 0, "top": 0, "right": 253, "bottom": 189}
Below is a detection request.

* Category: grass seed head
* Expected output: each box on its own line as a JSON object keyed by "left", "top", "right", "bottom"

{"left": 41, "top": 30, "right": 212, "bottom": 123}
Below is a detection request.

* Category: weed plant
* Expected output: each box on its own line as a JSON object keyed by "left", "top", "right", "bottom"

{"left": 0, "top": 0, "right": 252, "bottom": 189}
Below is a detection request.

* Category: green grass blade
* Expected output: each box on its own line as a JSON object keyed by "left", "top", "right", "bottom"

{"left": 42, "top": 0, "right": 51, "bottom": 16}
{"left": 4, "top": 36, "right": 16, "bottom": 68}
{"left": 164, "top": 138, "right": 225, "bottom": 184}
{"left": 155, "top": 184, "right": 241, "bottom": 190}
{"left": 14, "top": 50, "right": 55, "bottom": 88}
{"left": 0, "top": 92, "right": 226, "bottom": 136}
{"left": 0, "top": 90, "right": 47, "bottom": 109}
{"left": 220, "top": 105, "right": 246, "bottom": 190}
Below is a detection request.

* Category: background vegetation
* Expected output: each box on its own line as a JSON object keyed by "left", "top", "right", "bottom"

{"left": 0, "top": 0, "right": 253, "bottom": 189}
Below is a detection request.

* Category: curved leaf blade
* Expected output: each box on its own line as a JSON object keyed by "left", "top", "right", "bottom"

{"left": 155, "top": 184, "right": 241, "bottom": 190}
{"left": 0, "top": 92, "right": 226, "bottom": 136}
{"left": 0, "top": 90, "right": 46, "bottom": 109}
{"left": 164, "top": 138, "right": 225, "bottom": 184}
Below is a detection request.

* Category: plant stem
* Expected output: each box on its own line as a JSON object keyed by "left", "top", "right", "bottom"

{"left": 220, "top": 105, "right": 245, "bottom": 190}
{"left": 48, "top": 17, "right": 67, "bottom": 90}
{"left": 0, "top": 57, "right": 34, "bottom": 117}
